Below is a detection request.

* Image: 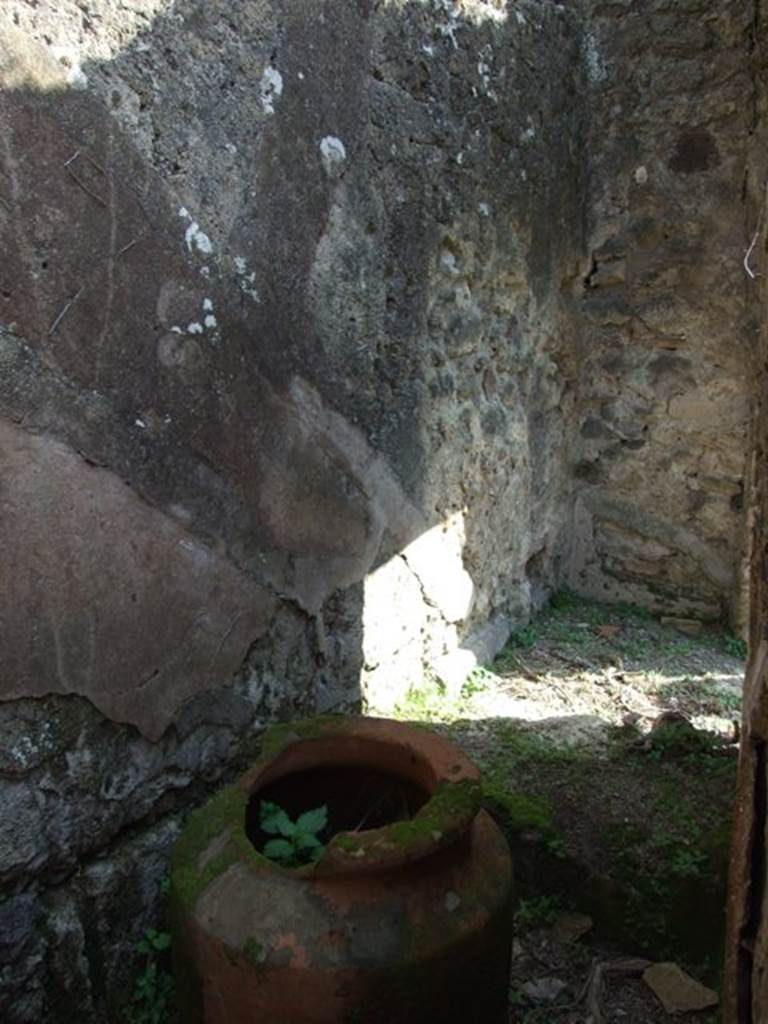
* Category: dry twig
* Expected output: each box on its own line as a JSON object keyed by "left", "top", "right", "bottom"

{"left": 523, "top": 956, "right": 652, "bottom": 1023}
{"left": 48, "top": 286, "right": 83, "bottom": 335}
{"left": 744, "top": 228, "right": 760, "bottom": 279}
{"left": 508, "top": 655, "right": 541, "bottom": 682}
{"left": 64, "top": 151, "right": 107, "bottom": 208}
{"left": 744, "top": 181, "right": 768, "bottom": 279}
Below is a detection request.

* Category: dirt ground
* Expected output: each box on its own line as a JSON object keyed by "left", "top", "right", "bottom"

{"left": 384, "top": 592, "right": 745, "bottom": 1024}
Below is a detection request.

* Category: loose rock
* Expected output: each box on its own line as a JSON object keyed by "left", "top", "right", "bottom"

{"left": 550, "top": 912, "right": 593, "bottom": 945}
{"left": 642, "top": 962, "right": 718, "bottom": 1014}
{"left": 521, "top": 977, "right": 568, "bottom": 1003}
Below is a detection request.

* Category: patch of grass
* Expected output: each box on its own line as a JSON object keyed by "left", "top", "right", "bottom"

{"left": 515, "top": 894, "right": 561, "bottom": 929}
{"left": 125, "top": 929, "right": 173, "bottom": 1024}
{"left": 643, "top": 720, "right": 730, "bottom": 763}
{"left": 669, "top": 844, "right": 708, "bottom": 879}
{"left": 461, "top": 666, "right": 494, "bottom": 698}
{"left": 548, "top": 588, "right": 586, "bottom": 613}
{"left": 545, "top": 833, "right": 567, "bottom": 859}
{"left": 601, "top": 778, "right": 732, "bottom": 961}
{"left": 492, "top": 650, "right": 518, "bottom": 673}
{"left": 549, "top": 590, "right": 654, "bottom": 626}
{"left": 613, "top": 599, "right": 655, "bottom": 622}
{"left": 493, "top": 725, "right": 588, "bottom": 767}
{"left": 507, "top": 624, "right": 539, "bottom": 650}
{"left": 664, "top": 636, "right": 698, "bottom": 656}
{"left": 393, "top": 678, "right": 456, "bottom": 723}
{"left": 393, "top": 666, "right": 503, "bottom": 723}
{"left": 721, "top": 633, "right": 747, "bottom": 660}
{"left": 546, "top": 620, "right": 592, "bottom": 645}
{"left": 713, "top": 686, "right": 741, "bottom": 714}
{"left": 546, "top": 591, "right": 604, "bottom": 631}
{"left": 657, "top": 677, "right": 741, "bottom": 717}
{"left": 483, "top": 783, "right": 556, "bottom": 836}
{"left": 613, "top": 633, "right": 658, "bottom": 661}
{"left": 463, "top": 711, "right": 734, "bottom": 974}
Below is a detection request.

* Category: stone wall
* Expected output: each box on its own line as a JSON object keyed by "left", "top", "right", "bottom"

{"left": 0, "top": 0, "right": 758, "bottom": 1019}
{"left": 568, "top": 0, "right": 756, "bottom": 624}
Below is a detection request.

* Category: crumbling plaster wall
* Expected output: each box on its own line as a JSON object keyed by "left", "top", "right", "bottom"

{"left": 0, "top": 0, "right": 759, "bottom": 1019}
{"left": 0, "top": 2, "right": 589, "bottom": 1019}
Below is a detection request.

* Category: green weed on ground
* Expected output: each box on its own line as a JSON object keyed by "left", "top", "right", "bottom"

{"left": 496, "top": 589, "right": 747, "bottom": 673}
{"left": 515, "top": 894, "right": 561, "bottom": 929}
{"left": 125, "top": 928, "right": 173, "bottom": 1024}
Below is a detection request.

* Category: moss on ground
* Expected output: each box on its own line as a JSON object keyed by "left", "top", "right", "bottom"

{"left": 384, "top": 589, "right": 743, "bottom": 981}
{"left": 482, "top": 784, "right": 555, "bottom": 836}
{"left": 470, "top": 720, "right": 736, "bottom": 979}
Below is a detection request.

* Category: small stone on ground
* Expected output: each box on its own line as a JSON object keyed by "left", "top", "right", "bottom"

{"left": 550, "top": 912, "right": 593, "bottom": 945}
{"left": 642, "top": 962, "right": 718, "bottom": 1014}
{"left": 521, "top": 977, "right": 568, "bottom": 1003}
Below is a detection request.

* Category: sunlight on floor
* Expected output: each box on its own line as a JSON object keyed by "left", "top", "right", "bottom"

{"left": 378, "top": 593, "right": 745, "bottom": 751}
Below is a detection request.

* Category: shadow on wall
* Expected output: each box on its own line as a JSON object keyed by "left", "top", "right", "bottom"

{"left": 0, "top": 0, "right": 585, "bottom": 736}
{"left": 0, "top": 1, "right": 587, "bottom": 1018}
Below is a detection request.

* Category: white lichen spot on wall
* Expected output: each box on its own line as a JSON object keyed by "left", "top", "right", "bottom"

{"left": 234, "top": 256, "right": 260, "bottom": 302}
{"left": 10, "top": 722, "right": 54, "bottom": 771}
{"left": 437, "top": 4, "right": 459, "bottom": 48}
{"left": 392, "top": 0, "right": 506, "bottom": 32}
{"left": 319, "top": 136, "right": 347, "bottom": 178}
{"left": 184, "top": 222, "right": 213, "bottom": 256}
{"left": 472, "top": 0, "right": 506, "bottom": 24}
{"left": 50, "top": 46, "right": 88, "bottom": 90}
{"left": 186, "top": 322, "right": 204, "bottom": 335}
{"left": 69, "top": 65, "right": 88, "bottom": 90}
{"left": 584, "top": 32, "right": 607, "bottom": 84}
{"left": 199, "top": 298, "right": 218, "bottom": 330}
{"left": 440, "top": 248, "right": 460, "bottom": 275}
{"left": 260, "top": 66, "right": 284, "bottom": 115}
{"left": 635, "top": 165, "right": 649, "bottom": 185}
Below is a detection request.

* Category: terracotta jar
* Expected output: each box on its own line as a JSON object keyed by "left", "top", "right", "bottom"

{"left": 170, "top": 715, "right": 513, "bottom": 1023}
